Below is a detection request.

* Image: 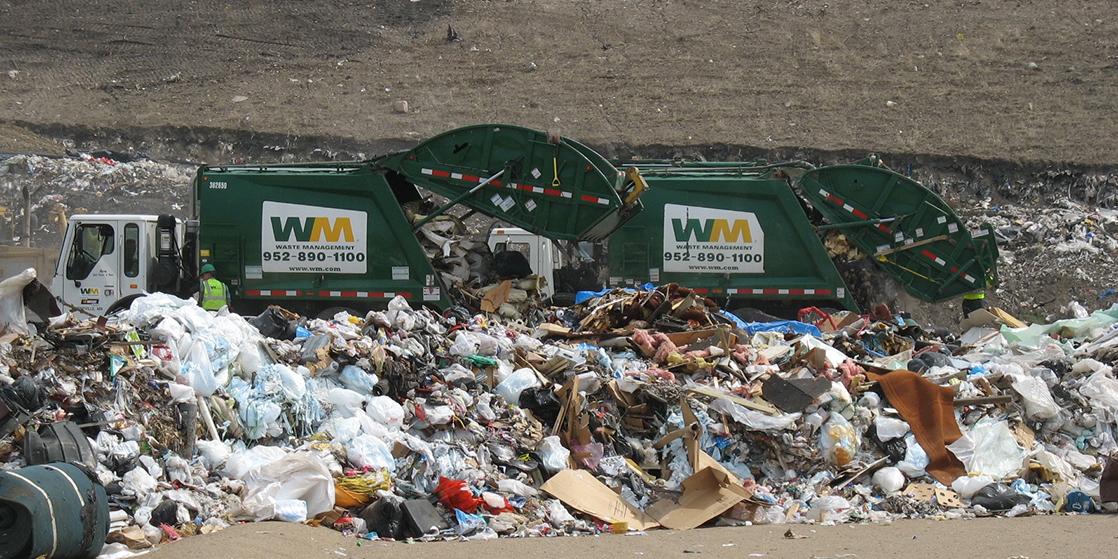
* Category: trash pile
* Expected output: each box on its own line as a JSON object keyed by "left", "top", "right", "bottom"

{"left": 411, "top": 211, "right": 548, "bottom": 321}
{"left": 2, "top": 281, "right": 1118, "bottom": 556}
{"left": 0, "top": 153, "right": 192, "bottom": 246}
{"left": 980, "top": 200, "right": 1118, "bottom": 310}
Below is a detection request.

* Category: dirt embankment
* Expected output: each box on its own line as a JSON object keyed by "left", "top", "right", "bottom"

{"left": 2, "top": 0, "right": 1117, "bottom": 165}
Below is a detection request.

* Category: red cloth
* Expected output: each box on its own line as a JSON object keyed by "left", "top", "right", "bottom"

{"left": 434, "top": 477, "right": 484, "bottom": 513}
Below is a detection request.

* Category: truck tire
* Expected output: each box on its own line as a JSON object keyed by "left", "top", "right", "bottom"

{"left": 106, "top": 294, "right": 143, "bottom": 315}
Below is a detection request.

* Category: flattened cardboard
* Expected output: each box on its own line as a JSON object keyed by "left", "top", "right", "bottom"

{"left": 991, "top": 307, "right": 1026, "bottom": 329}
{"left": 541, "top": 469, "right": 659, "bottom": 530}
{"left": 903, "top": 483, "right": 936, "bottom": 503}
{"left": 934, "top": 487, "right": 963, "bottom": 508}
{"left": 959, "top": 308, "right": 1001, "bottom": 331}
{"left": 662, "top": 328, "right": 737, "bottom": 348}
{"left": 686, "top": 384, "right": 780, "bottom": 415}
{"left": 646, "top": 466, "right": 752, "bottom": 530}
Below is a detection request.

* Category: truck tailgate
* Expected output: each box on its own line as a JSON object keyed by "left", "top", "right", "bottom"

{"left": 797, "top": 161, "right": 999, "bottom": 303}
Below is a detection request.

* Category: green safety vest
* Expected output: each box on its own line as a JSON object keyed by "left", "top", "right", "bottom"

{"left": 962, "top": 291, "right": 986, "bottom": 301}
{"left": 200, "top": 278, "right": 229, "bottom": 311}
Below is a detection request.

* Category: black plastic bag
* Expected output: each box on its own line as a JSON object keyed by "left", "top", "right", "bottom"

{"left": 971, "top": 483, "right": 1030, "bottom": 511}
{"left": 518, "top": 386, "right": 561, "bottom": 426}
{"left": 360, "top": 495, "right": 405, "bottom": 539}
{"left": 249, "top": 307, "right": 297, "bottom": 340}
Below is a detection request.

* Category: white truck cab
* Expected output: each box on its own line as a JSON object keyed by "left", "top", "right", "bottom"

{"left": 486, "top": 227, "right": 563, "bottom": 298}
{"left": 51, "top": 214, "right": 183, "bottom": 316}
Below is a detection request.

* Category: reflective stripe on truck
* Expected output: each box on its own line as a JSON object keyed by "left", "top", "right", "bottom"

{"left": 243, "top": 289, "right": 413, "bottom": 299}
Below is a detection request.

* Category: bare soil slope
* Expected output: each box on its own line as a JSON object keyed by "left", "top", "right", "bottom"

{"left": 2, "top": 0, "right": 1117, "bottom": 164}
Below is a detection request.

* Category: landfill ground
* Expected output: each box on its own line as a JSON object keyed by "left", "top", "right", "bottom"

{"left": 149, "top": 516, "right": 1117, "bottom": 559}
{"left": 3, "top": 2, "right": 1118, "bottom": 558}
{"left": 1, "top": 0, "right": 1118, "bottom": 165}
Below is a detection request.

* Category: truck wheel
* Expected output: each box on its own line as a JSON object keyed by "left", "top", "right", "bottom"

{"left": 106, "top": 294, "right": 144, "bottom": 315}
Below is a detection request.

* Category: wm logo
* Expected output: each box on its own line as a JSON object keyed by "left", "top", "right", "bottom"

{"left": 80, "top": 287, "right": 99, "bottom": 295}
{"left": 271, "top": 216, "right": 355, "bottom": 242}
{"left": 672, "top": 218, "right": 753, "bottom": 243}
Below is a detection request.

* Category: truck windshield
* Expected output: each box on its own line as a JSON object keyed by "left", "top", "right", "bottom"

{"left": 66, "top": 223, "right": 115, "bottom": 280}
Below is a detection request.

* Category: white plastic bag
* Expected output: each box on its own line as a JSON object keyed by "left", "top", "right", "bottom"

{"left": 1010, "top": 374, "right": 1060, "bottom": 420}
{"left": 872, "top": 466, "right": 905, "bottom": 494}
{"left": 320, "top": 416, "right": 363, "bottom": 444}
{"left": 1080, "top": 370, "right": 1118, "bottom": 414}
{"left": 709, "top": 398, "right": 801, "bottom": 431}
{"left": 497, "top": 478, "right": 539, "bottom": 497}
{"left": 494, "top": 368, "right": 540, "bottom": 404}
{"left": 223, "top": 445, "right": 287, "bottom": 479}
{"left": 366, "top": 395, "right": 405, "bottom": 429}
{"left": 807, "top": 495, "right": 852, "bottom": 523}
{"left": 324, "top": 387, "right": 366, "bottom": 418}
{"left": 951, "top": 475, "right": 994, "bottom": 499}
{"left": 121, "top": 467, "right": 158, "bottom": 496}
{"left": 236, "top": 340, "right": 265, "bottom": 375}
{"left": 238, "top": 452, "right": 334, "bottom": 521}
{"left": 538, "top": 436, "right": 570, "bottom": 472}
{"left": 951, "top": 419, "right": 1026, "bottom": 479}
{"left": 345, "top": 434, "right": 396, "bottom": 472}
{"left": 874, "top": 416, "right": 911, "bottom": 441}
{"left": 180, "top": 340, "right": 218, "bottom": 396}
{"left": 340, "top": 365, "right": 379, "bottom": 395}
{"left": 151, "top": 317, "right": 186, "bottom": 342}
{"left": 896, "top": 434, "right": 929, "bottom": 478}
{"left": 449, "top": 331, "right": 480, "bottom": 356}
{"left": 272, "top": 499, "right": 308, "bottom": 523}
{"left": 195, "top": 440, "right": 232, "bottom": 470}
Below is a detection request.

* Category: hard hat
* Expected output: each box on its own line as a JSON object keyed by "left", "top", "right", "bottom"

{"left": 200, "top": 263, "right": 216, "bottom": 274}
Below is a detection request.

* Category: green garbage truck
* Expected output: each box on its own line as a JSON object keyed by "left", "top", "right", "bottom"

{"left": 49, "top": 125, "right": 646, "bottom": 317}
{"left": 595, "top": 157, "right": 999, "bottom": 312}
{"left": 48, "top": 124, "right": 996, "bottom": 318}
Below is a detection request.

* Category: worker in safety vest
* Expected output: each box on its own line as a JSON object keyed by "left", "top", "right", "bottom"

{"left": 961, "top": 290, "right": 988, "bottom": 319}
{"left": 196, "top": 263, "right": 231, "bottom": 311}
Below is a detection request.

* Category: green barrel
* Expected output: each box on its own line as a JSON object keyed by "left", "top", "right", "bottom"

{"left": 0, "top": 463, "right": 109, "bottom": 559}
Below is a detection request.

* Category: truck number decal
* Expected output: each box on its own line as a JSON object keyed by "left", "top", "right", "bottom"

{"left": 260, "top": 201, "right": 368, "bottom": 274}
{"left": 661, "top": 204, "right": 765, "bottom": 274}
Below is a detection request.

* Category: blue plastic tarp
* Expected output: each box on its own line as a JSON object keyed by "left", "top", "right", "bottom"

{"left": 574, "top": 283, "right": 656, "bottom": 305}
{"left": 718, "top": 310, "right": 822, "bottom": 337}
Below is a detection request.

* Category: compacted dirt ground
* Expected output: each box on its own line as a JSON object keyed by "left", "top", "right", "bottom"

{"left": 149, "top": 515, "right": 1118, "bottom": 559}
{"left": 2, "top": 0, "right": 1117, "bottom": 165}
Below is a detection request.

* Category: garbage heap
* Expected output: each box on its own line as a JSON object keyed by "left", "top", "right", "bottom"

{"left": 0, "top": 153, "right": 192, "bottom": 247}
{"left": 2, "top": 285, "right": 1118, "bottom": 554}
{"left": 410, "top": 211, "right": 549, "bottom": 322}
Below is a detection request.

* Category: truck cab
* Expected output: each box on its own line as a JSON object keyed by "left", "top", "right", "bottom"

{"left": 486, "top": 227, "right": 564, "bottom": 298}
{"left": 51, "top": 214, "right": 186, "bottom": 316}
